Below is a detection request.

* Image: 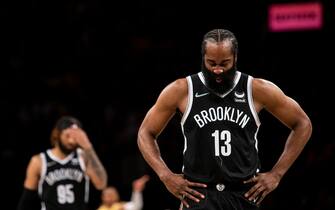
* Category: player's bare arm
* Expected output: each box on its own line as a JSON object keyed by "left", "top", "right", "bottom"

{"left": 244, "top": 78, "right": 312, "bottom": 205}
{"left": 82, "top": 147, "right": 108, "bottom": 190}
{"left": 138, "top": 78, "right": 207, "bottom": 208}
{"left": 138, "top": 78, "right": 187, "bottom": 178}
{"left": 69, "top": 127, "right": 108, "bottom": 190}
{"left": 24, "top": 154, "right": 42, "bottom": 190}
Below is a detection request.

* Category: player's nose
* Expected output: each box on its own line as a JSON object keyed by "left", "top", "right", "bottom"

{"left": 212, "top": 66, "right": 223, "bottom": 74}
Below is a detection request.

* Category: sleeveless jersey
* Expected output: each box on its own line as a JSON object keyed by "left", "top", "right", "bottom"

{"left": 181, "top": 71, "right": 261, "bottom": 183}
{"left": 38, "top": 149, "right": 90, "bottom": 210}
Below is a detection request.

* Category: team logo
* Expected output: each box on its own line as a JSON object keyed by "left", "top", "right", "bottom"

{"left": 234, "top": 91, "right": 246, "bottom": 103}
{"left": 71, "top": 159, "right": 79, "bottom": 165}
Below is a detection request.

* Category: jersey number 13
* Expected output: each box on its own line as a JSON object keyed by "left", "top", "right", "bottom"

{"left": 212, "top": 130, "right": 232, "bottom": 156}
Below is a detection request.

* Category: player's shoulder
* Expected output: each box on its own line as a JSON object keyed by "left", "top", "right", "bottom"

{"left": 30, "top": 149, "right": 51, "bottom": 165}
{"left": 252, "top": 77, "right": 281, "bottom": 93}
{"left": 26, "top": 153, "right": 43, "bottom": 173}
{"left": 252, "top": 77, "right": 286, "bottom": 107}
{"left": 163, "top": 77, "right": 188, "bottom": 93}
{"left": 172, "top": 77, "right": 187, "bottom": 87}
{"left": 31, "top": 153, "right": 42, "bottom": 163}
{"left": 156, "top": 78, "right": 188, "bottom": 108}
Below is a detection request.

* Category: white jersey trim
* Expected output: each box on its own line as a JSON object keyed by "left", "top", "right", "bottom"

{"left": 80, "top": 147, "right": 90, "bottom": 202}
{"left": 247, "top": 76, "right": 261, "bottom": 127}
{"left": 76, "top": 148, "right": 89, "bottom": 202}
{"left": 180, "top": 76, "right": 193, "bottom": 173}
{"left": 181, "top": 76, "right": 193, "bottom": 126}
{"left": 41, "top": 202, "right": 46, "bottom": 210}
{"left": 254, "top": 126, "right": 260, "bottom": 152}
{"left": 47, "top": 149, "right": 75, "bottom": 165}
{"left": 38, "top": 153, "right": 47, "bottom": 197}
{"left": 77, "top": 148, "right": 86, "bottom": 172}
{"left": 84, "top": 174, "right": 90, "bottom": 203}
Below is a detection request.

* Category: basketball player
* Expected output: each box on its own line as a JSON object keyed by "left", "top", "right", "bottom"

{"left": 17, "top": 116, "right": 108, "bottom": 210}
{"left": 97, "top": 175, "right": 150, "bottom": 210}
{"left": 137, "top": 29, "right": 312, "bottom": 210}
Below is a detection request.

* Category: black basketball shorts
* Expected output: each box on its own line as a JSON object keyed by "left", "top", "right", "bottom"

{"left": 181, "top": 183, "right": 259, "bottom": 210}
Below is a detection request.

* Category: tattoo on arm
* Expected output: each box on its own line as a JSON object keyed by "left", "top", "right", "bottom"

{"left": 84, "top": 148, "right": 107, "bottom": 184}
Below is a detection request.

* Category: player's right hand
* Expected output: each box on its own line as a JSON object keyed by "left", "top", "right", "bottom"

{"left": 161, "top": 173, "right": 207, "bottom": 208}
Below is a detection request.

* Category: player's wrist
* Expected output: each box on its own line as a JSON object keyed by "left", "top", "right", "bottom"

{"left": 81, "top": 143, "right": 93, "bottom": 151}
{"left": 158, "top": 170, "right": 173, "bottom": 182}
{"left": 269, "top": 169, "right": 284, "bottom": 181}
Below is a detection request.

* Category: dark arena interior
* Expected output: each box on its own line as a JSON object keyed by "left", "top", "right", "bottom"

{"left": 1, "top": 0, "right": 334, "bottom": 210}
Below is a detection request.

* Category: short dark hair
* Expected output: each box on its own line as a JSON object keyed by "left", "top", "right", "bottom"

{"left": 201, "top": 29, "right": 238, "bottom": 56}
{"left": 50, "top": 116, "right": 82, "bottom": 146}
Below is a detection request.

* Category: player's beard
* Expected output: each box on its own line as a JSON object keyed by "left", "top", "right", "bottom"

{"left": 58, "top": 140, "right": 76, "bottom": 155}
{"left": 201, "top": 60, "right": 236, "bottom": 95}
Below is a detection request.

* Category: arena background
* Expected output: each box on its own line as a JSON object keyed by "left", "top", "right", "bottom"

{"left": 1, "top": 0, "right": 334, "bottom": 209}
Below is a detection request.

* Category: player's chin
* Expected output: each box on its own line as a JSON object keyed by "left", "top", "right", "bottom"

{"left": 67, "top": 145, "right": 78, "bottom": 151}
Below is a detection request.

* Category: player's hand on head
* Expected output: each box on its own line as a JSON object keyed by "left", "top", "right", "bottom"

{"left": 67, "top": 126, "right": 92, "bottom": 150}
{"left": 243, "top": 172, "right": 281, "bottom": 205}
{"left": 161, "top": 173, "right": 207, "bottom": 208}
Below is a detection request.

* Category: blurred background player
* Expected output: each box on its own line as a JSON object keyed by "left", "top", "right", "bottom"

{"left": 17, "top": 115, "right": 108, "bottom": 210}
{"left": 97, "top": 175, "right": 150, "bottom": 210}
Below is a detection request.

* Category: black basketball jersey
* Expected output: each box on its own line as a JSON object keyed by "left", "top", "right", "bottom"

{"left": 38, "top": 149, "right": 90, "bottom": 210}
{"left": 181, "top": 71, "right": 261, "bottom": 183}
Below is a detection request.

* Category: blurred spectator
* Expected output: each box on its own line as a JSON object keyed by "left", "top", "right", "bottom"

{"left": 97, "top": 175, "right": 150, "bottom": 210}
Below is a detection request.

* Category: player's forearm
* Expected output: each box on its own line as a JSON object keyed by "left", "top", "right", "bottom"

{"left": 137, "top": 131, "right": 173, "bottom": 179}
{"left": 271, "top": 118, "right": 312, "bottom": 178}
{"left": 84, "top": 148, "right": 108, "bottom": 188}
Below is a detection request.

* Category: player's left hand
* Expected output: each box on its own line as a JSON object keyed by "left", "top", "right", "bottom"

{"left": 243, "top": 172, "right": 281, "bottom": 205}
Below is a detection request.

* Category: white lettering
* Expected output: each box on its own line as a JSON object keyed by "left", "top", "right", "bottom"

{"left": 217, "top": 107, "right": 224, "bottom": 120}
{"left": 194, "top": 115, "right": 205, "bottom": 128}
{"left": 208, "top": 108, "right": 217, "bottom": 121}
{"left": 45, "top": 168, "right": 84, "bottom": 185}
{"left": 193, "top": 106, "right": 251, "bottom": 129}
{"left": 200, "top": 110, "right": 211, "bottom": 124}
{"left": 239, "top": 115, "right": 250, "bottom": 128}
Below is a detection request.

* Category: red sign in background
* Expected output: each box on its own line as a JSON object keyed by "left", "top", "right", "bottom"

{"left": 268, "top": 2, "right": 323, "bottom": 32}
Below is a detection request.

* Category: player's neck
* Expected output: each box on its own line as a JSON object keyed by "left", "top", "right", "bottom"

{"left": 51, "top": 147, "right": 71, "bottom": 160}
